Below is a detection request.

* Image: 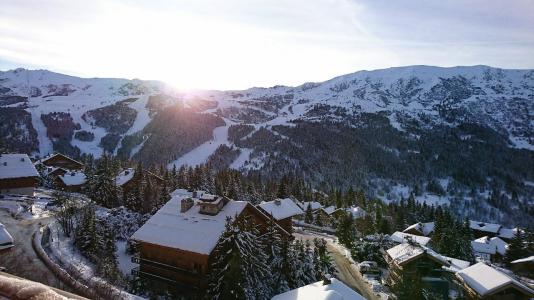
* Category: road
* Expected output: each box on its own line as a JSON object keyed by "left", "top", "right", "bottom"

{"left": 294, "top": 231, "right": 382, "bottom": 300}
{"left": 0, "top": 210, "right": 64, "bottom": 288}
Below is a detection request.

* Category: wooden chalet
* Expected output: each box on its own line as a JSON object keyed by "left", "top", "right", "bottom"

{"left": 403, "top": 221, "right": 435, "bottom": 237}
{"left": 36, "top": 153, "right": 84, "bottom": 170}
{"left": 131, "top": 191, "right": 289, "bottom": 288}
{"left": 511, "top": 256, "right": 534, "bottom": 278}
{"left": 455, "top": 262, "right": 534, "bottom": 300}
{"left": 116, "top": 168, "right": 164, "bottom": 196}
{"left": 55, "top": 170, "right": 87, "bottom": 192}
{"left": 385, "top": 243, "right": 470, "bottom": 298}
{"left": 313, "top": 207, "right": 335, "bottom": 227}
{"left": 257, "top": 198, "right": 304, "bottom": 233}
{"left": 0, "top": 154, "right": 40, "bottom": 196}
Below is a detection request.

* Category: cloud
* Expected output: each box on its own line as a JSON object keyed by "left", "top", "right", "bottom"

{"left": 0, "top": 0, "right": 533, "bottom": 89}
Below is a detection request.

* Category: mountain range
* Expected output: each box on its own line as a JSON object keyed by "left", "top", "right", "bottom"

{"left": 1, "top": 65, "right": 533, "bottom": 226}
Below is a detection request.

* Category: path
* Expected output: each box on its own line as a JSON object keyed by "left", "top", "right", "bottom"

{"left": 0, "top": 210, "right": 65, "bottom": 289}
{"left": 294, "top": 231, "right": 381, "bottom": 300}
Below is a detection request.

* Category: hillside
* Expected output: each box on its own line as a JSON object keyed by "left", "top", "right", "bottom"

{"left": 1, "top": 65, "right": 533, "bottom": 226}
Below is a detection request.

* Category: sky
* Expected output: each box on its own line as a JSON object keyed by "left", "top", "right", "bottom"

{"left": 1, "top": 0, "right": 533, "bottom": 90}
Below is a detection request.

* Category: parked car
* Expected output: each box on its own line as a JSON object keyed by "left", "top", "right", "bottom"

{"left": 0, "top": 223, "right": 14, "bottom": 250}
{"left": 359, "top": 261, "right": 380, "bottom": 273}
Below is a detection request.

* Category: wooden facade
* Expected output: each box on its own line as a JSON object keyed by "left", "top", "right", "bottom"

{"left": 120, "top": 170, "right": 164, "bottom": 195}
{"left": 0, "top": 176, "right": 39, "bottom": 195}
{"left": 134, "top": 202, "right": 289, "bottom": 288}
{"left": 39, "top": 153, "right": 84, "bottom": 170}
{"left": 458, "top": 281, "right": 534, "bottom": 300}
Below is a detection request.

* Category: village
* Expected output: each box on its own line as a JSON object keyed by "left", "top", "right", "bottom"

{"left": 0, "top": 152, "right": 533, "bottom": 300}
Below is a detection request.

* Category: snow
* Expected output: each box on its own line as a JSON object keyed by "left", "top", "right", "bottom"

{"left": 229, "top": 147, "right": 253, "bottom": 170}
{"left": 390, "top": 231, "right": 431, "bottom": 246}
{"left": 0, "top": 222, "right": 14, "bottom": 249}
{"left": 498, "top": 227, "right": 518, "bottom": 240}
{"left": 115, "top": 168, "right": 135, "bottom": 186}
{"left": 271, "top": 278, "right": 366, "bottom": 300}
{"left": 59, "top": 171, "right": 86, "bottom": 186}
{"left": 298, "top": 201, "right": 323, "bottom": 211}
{"left": 511, "top": 256, "right": 534, "bottom": 264}
{"left": 471, "top": 236, "right": 508, "bottom": 256}
{"left": 456, "top": 262, "right": 534, "bottom": 297}
{"left": 387, "top": 243, "right": 469, "bottom": 271}
{"left": 0, "top": 154, "right": 39, "bottom": 179}
{"left": 469, "top": 220, "right": 502, "bottom": 234}
{"left": 131, "top": 194, "right": 249, "bottom": 255}
{"left": 322, "top": 206, "right": 337, "bottom": 215}
{"left": 345, "top": 206, "right": 366, "bottom": 219}
{"left": 167, "top": 119, "right": 232, "bottom": 169}
{"left": 115, "top": 240, "right": 135, "bottom": 277}
{"left": 403, "top": 222, "right": 435, "bottom": 236}
{"left": 258, "top": 198, "right": 304, "bottom": 220}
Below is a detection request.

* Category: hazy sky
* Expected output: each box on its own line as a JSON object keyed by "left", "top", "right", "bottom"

{"left": 1, "top": 0, "right": 533, "bottom": 89}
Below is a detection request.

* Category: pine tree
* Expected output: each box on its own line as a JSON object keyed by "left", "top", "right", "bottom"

{"left": 207, "top": 216, "right": 269, "bottom": 300}
{"left": 313, "top": 238, "right": 336, "bottom": 279}
{"left": 304, "top": 205, "right": 314, "bottom": 224}
{"left": 505, "top": 229, "right": 527, "bottom": 266}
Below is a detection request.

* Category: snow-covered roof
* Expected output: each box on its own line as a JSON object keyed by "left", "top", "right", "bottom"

{"left": 471, "top": 236, "right": 508, "bottom": 256}
{"left": 0, "top": 223, "right": 14, "bottom": 247}
{"left": 390, "top": 231, "right": 431, "bottom": 246}
{"left": 469, "top": 221, "right": 501, "bottom": 234}
{"left": 271, "top": 278, "right": 366, "bottom": 300}
{"left": 59, "top": 171, "right": 86, "bottom": 186}
{"left": 345, "top": 206, "right": 366, "bottom": 219}
{"left": 299, "top": 201, "right": 323, "bottom": 210}
{"left": 258, "top": 198, "right": 304, "bottom": 220}
{"left": 322, "top": 206, "right": 338, "bottom": 215}
{"left": 403, "top": 222, "right": 435, "bottom": 236}
{"left": 387, "top": 243, "right": 469, "bottom": 271}
{"left": 498, "top": 227, "right": 518, "bottom": 239}
{"left": 131, "top": 195, "right": 250, "bottom": 255}
{"left": 115, "top": 168, "right": 135, "bottom": 186}
{"left": 511, "top": 256, "right": 534, "bottom": 264}
{"left": 456, "top": 262, "right": 534, "bottom": 297}
{"left": 35, "top": 153, "right": 84, "bottom": 167}
{"left": 0, "top": 154, "right": 40, "bottom": 180}
{"left": 171, "top": 188, "right": 192, "bottom": 197}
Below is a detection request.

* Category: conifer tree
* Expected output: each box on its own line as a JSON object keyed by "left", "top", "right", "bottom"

{"left": 505, "top": 229, "right": 527, "bottom": 266}
{"left": 304, "top": 204, "right": 314, "bottom": 224}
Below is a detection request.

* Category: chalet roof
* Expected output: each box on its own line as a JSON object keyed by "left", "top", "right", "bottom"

{"left": 345, "top": 206, "right": 366, "bottom": 219}
{"left": 386, "top": 243, "right": 470, "bottom": 271}
{"left": 511, "top": 256, "right": 534, "bottom": 264}
{"left": 322, "top": 206, "right": 338, "bottom": 215}
{"left": 456, "top": 262, "right": 534, "bottom": 297}
{"left": 390, "top": 231, "right": 431, "bottom": 246}
{"left": 59, "top": 171, "right": 87, "bottom": 186}
{"left": 471, "top": 236, "right": 508, "bottom": 256}
{"left": 132, "top": 192, "right": 262, "bottom": 255}
{"left": 498, "top": 227, "right": 519, "bottom": 239}
{"left": 271, "top": 278, "right": 366, "bottom": 300}
{"left": 36, "top": 153, "right": 84, "bottom": 168}
{"left": 469, "top": 220, "right": 502, "bottom": 234}
{"left": 115, "top": 168, "right": 135, "bottom": 186}
{"left": 258, "top": 198, "right": 304, "bottom": 220}
{"left": 0, "top": 154, "right": 40, "bottom": 180}
{"left": 115, "top": 168, "right": 163, "bottom": 187}
{"left": 403, "top": 222, "right": 435, "bottom": 236}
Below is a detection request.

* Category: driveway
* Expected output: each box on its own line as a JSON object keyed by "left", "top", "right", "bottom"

{"left": 294, "top": 231, "right": 381, "bottom": 300}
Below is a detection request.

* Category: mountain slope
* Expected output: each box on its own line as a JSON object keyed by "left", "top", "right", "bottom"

{"left": 1, "top": 65, "right": 533, "bottom": 226}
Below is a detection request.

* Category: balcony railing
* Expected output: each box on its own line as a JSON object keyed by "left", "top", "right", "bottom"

{"left": 131, "top": 256, "right": 205, "bottom": 279}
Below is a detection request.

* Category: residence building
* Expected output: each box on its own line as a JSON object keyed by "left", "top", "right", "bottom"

{"left": 0, "top": 154, "right": 40, "bottom": 196}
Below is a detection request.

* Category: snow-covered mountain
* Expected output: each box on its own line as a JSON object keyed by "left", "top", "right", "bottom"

{"left": 1, "top": 65, "right": 533, "bottom": 225}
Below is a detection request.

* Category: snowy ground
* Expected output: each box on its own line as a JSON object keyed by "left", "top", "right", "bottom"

{"left": 168, "top": 119, "right": 232, "bottom": 168}
{"left": 115, "top": 240, "right": 135, "bottom": 277}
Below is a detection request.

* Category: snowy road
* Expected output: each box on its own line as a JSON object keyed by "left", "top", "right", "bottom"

{"left": 294, "top": 232, "right": 381, "bottom": 300}
{"left": 0, "top": 210, "right": 65, "bottom": 289}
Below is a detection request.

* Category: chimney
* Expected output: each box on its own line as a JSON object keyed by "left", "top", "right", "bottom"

{"left": 181, "top": 198, "right": 194, "bottom": 213}
{"left": 124, "top": 170, "right": 129, "bottom": 175}
{"left": 20, "top": 157, "right": 25, "bottom": 162}
{"left": 274, "top": 199, "right": 281, "bottom": 206}
{"left": 3, "top": 162, "right": 6, "bottom": 166}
